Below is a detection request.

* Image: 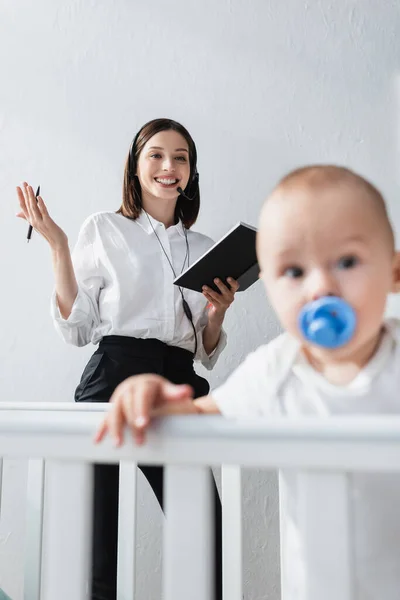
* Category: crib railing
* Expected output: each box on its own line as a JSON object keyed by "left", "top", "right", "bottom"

{"left": 2, "top": 403, "right": 400, "bottom": 600}
{"left": 0, "top": 403, "right": 243, "bottom": 600}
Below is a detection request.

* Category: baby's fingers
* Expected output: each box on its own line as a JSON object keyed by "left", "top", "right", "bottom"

{"left": 94, "top": 417, "right": 109, "bottom": 444}
{"left": 108, "top": 399, "right": 127, "bottom": 447}
{"left": 124, "top": 388, "right": 151, "bottom": 445}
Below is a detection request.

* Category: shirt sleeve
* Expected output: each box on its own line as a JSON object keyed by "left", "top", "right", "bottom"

{"left": 50, "top": 217, "right": 104, "bottom": 347}
{"left": 195, "top": 321, "right": 227, "bottom": 370}
{"left": 212, "top": 334, "right": 294, "bottom": 417}
{"left": 193, "top": 305, "right": 227, "bottom": 370}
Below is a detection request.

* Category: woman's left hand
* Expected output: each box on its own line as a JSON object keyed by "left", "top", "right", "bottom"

{"left": 202, "top": 277, "right": 239, "bottom": 323}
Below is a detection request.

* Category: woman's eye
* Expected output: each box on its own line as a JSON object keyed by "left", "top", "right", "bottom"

{"left": 283, "top": 266, "right": 304, "bottom": 279}
{"left": 150, "top": 153, "right": 162, "bottom": 159}
{"left": 338, "top": 255, "right": 358, "bottom": 269}
{"left": 175, "top": 156, "right": 187, "bottom": 162}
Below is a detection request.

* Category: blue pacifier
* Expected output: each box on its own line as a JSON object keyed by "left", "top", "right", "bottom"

{"left": 298, "top": 296, "right": 356, "bottom": 349}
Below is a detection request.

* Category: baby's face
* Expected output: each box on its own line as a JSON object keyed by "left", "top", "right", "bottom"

{"left": 258, "top": 185, "right": 400, "bottom": 359}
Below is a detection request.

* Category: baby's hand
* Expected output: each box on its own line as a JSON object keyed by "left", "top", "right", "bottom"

{"left": 94, "top": 374, "right": 194, "bottom": 447}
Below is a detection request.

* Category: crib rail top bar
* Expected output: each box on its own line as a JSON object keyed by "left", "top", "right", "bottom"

{"left": 0, "top": 402, "right": 105, "bottom": 411}
{"left": 5, "top": 403, "right": 400, "bottom": 439}
{"left": 3, "top": 402, "right": 400, "bottom": 439}
{"left": 1, "top": 405, "right": 400, "bottom": 470}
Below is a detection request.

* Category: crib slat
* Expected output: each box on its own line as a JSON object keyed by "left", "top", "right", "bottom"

{"left": 117, "top": 461, "right": 138, "bottom": 600}
{"left": 221, "top": 465, "right": 242, "bottom": 600}
{"left": 41, "top": 460, "right": 93, "bottom": 600}
{"left": 296, "top": 471, "right": 353, "bottom": 600}
{"left": 24, "top": 459, "right": 45, "bottom": 600}
{"left": 164, "top": 466, "right": 213, "bottom": 600}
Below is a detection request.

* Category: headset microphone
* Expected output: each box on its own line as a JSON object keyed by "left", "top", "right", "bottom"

{"left": 177, "top": 186, "right": 193, "bottom": 201}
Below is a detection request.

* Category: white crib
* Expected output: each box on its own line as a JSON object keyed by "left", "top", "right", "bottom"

{"left": 1, "top": 403, "right": 400, "bottom": 600}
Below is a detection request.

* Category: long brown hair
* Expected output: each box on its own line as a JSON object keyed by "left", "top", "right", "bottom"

{"left": 117, "top": 118, "right": 200, "bottom": 228}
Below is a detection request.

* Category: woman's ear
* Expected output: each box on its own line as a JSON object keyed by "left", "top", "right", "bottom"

{"left": 391, "top": 251, "right": 400, "bottom": 293}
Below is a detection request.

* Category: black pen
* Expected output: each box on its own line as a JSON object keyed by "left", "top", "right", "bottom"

{"left": 27, "top": 185, "right": 40, "bottom": 243}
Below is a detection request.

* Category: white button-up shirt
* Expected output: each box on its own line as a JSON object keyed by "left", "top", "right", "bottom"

{"left": 51, "top": 211, "right": 226, "bottom": 369}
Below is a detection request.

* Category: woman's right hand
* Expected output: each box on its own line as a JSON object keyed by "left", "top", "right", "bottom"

{"left": 16, "top": 182, "right": 68, "bottom": 250}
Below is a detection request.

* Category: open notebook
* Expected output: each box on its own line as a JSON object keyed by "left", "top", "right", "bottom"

{"left": 174, "top": 222, "right": 259, "bottom": 294}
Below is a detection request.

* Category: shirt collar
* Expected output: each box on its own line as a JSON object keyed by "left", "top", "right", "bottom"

{"left": 135, "top": 210, "right": 186, "bottom": 238}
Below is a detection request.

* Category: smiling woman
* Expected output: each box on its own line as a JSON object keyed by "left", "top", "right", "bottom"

{"left": 118, "top": 118, "right": 200, "bottom": 228}
{"left": 16, "top": 117, "right": 239, "bottom": 600}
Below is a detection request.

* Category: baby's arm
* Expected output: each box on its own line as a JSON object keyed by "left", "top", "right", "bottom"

{"left": 94, "top": 374, "right": 220, "bottom": 446}
{"left": 94, "top": 339, "right": 281, "bottom": 446}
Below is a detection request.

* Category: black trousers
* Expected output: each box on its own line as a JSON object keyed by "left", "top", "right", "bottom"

{"left": 75, "top": 335, "right": 222, "bottom": 600}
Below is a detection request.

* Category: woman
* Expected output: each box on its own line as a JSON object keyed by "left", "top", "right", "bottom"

{"left": 16, "top": 118, "right": 238, "bottom": 600}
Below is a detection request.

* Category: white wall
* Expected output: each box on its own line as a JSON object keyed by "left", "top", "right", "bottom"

{"left": 1, "top": 1, "right": 400, "bottom": 598}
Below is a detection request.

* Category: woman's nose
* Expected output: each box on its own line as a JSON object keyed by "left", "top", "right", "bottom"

{"left": 162, "top": 158, "right": 175, "bottom": 171}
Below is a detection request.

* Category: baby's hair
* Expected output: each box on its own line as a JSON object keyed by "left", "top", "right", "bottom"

{"left": 272, "top": 165, "right": 395, "bottom": 251}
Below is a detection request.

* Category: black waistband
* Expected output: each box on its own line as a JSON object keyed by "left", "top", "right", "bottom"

{"left": 98, "top": 335, "right": 194, "bottom": 363}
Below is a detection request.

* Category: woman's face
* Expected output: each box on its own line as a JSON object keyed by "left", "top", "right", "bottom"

{"left": 136, "top": 129, "right": 191, "bottom": 202}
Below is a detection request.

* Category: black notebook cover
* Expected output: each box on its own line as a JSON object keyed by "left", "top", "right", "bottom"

{"left": 174, "top": 222, "right": 259, "bottom": 294}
